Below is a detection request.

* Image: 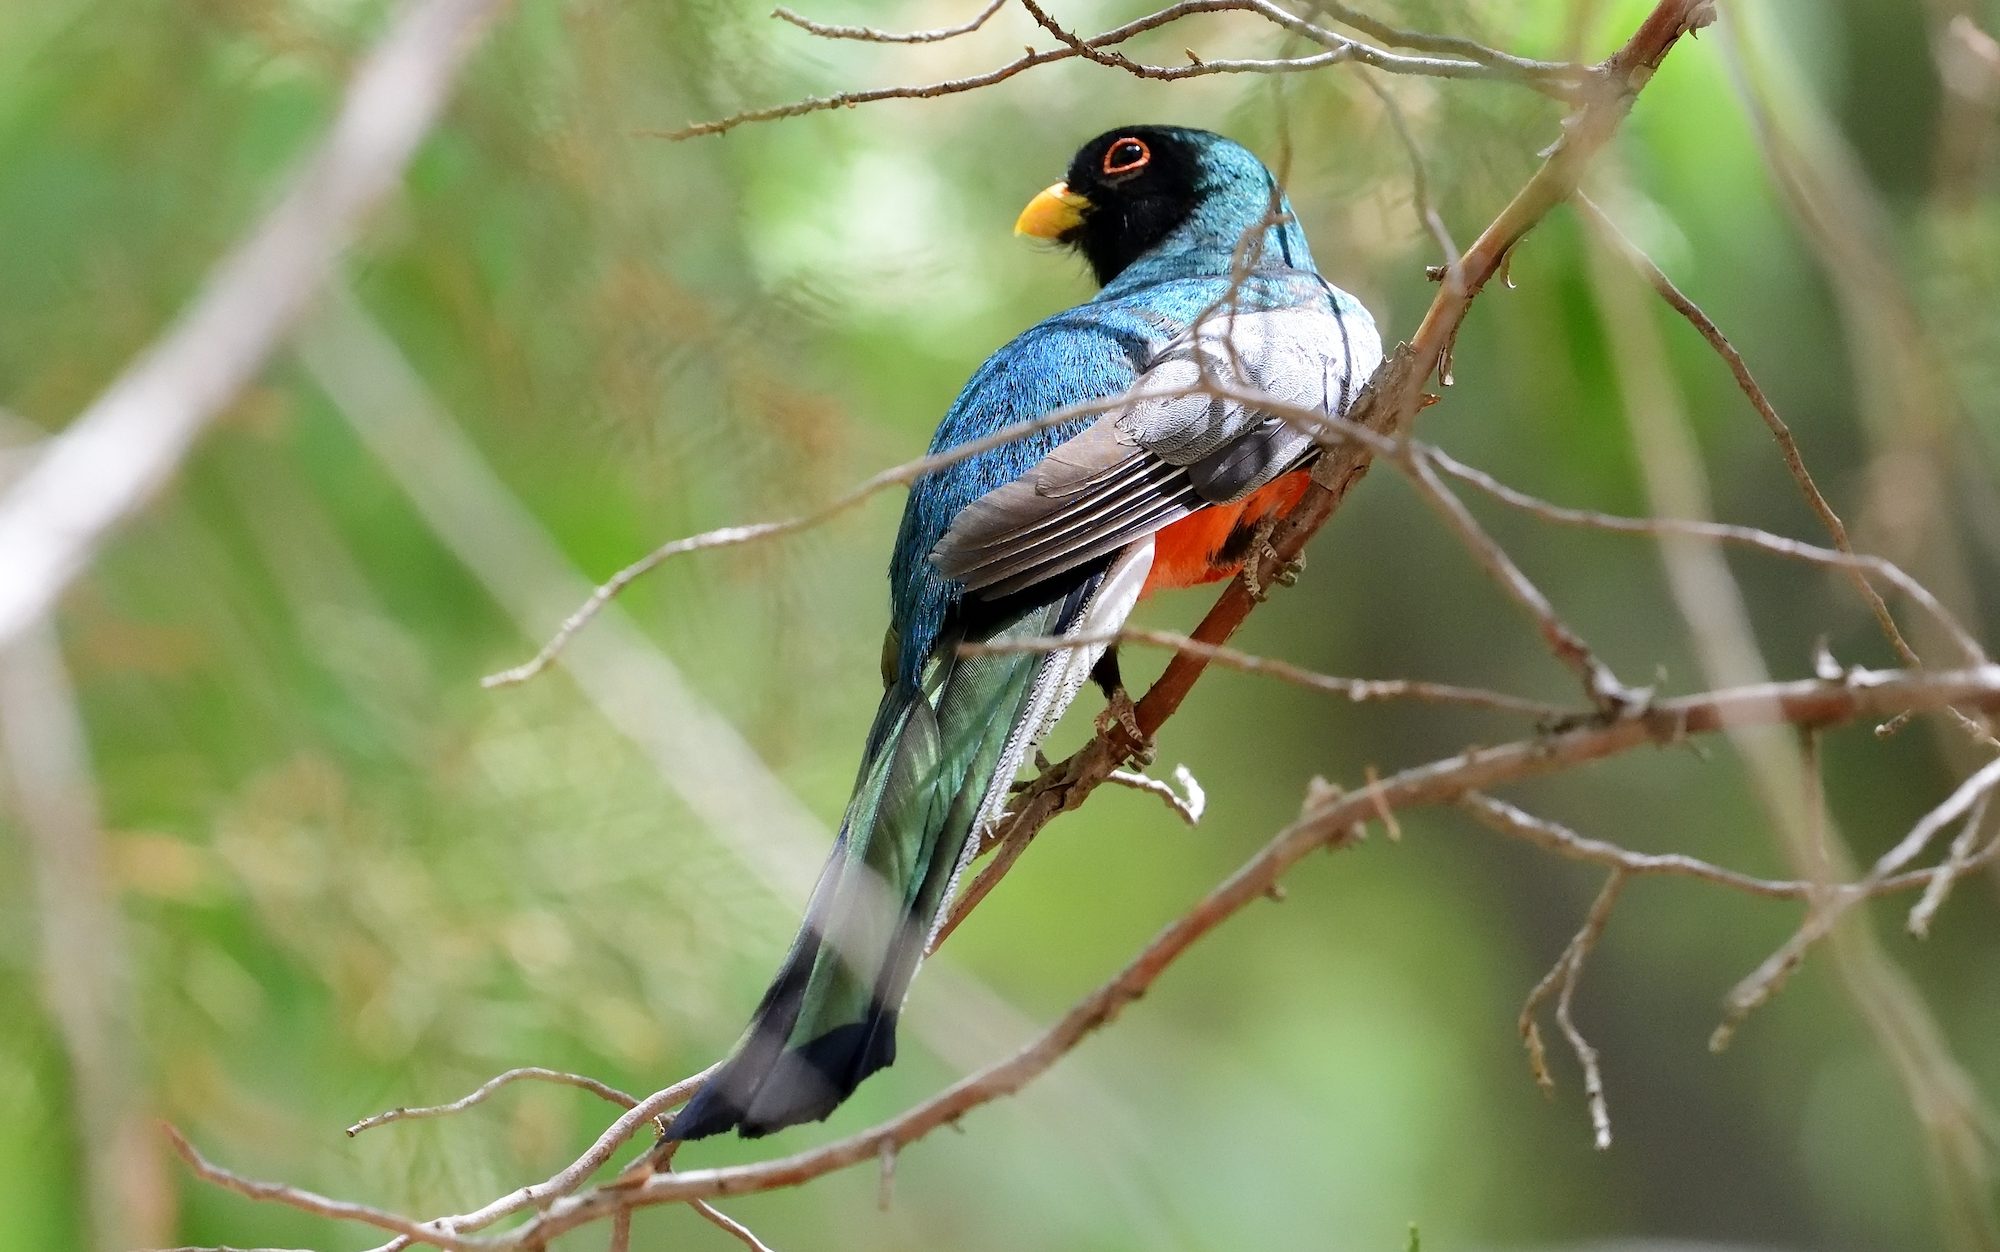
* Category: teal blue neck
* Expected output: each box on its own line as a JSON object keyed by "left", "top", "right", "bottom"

{"left": 1102, "top": 154, "right": 1318, "bottom": 296}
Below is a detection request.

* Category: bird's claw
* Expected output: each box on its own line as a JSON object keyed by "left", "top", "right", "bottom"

{"left": 1095, "top": 687, "right": 1155, "bottom": 768}
{"left": 1245, "top": 538, "right": 1304, "bottom": 602}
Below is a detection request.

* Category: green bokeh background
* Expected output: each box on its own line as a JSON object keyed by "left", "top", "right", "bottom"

{"left": 3, "top": 1, "right": 1997, "bottom": 1249}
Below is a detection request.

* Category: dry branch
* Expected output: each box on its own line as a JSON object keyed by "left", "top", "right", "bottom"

{"left": 179, "top": 664, "right": 2000, "bottom": 1247}
{"left": 962, "top": 626, "right": 1572, "bottom": 719}
{"left": 774, "top": 0, "right": 1006, "bottom": 43}
{"left": 659, "top": 0, "right": 1590, "bottom": 140}
{"left": 346, "top": 1067, "right": 642, "bottom": 1138}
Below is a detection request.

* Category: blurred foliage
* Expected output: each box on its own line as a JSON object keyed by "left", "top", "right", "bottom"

{"left": 2, "top": 0, "right": 1998, "bottom": 1249}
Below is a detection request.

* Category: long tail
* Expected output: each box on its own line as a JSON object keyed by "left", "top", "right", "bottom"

{"left": 666, "top": 546, "right": 1151, "bottom": 1140}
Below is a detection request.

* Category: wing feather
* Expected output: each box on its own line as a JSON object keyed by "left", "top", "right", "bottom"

{"left": 932, "top": 292, "right": 1382, "bottom": 599}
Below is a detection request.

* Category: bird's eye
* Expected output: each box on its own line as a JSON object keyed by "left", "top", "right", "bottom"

{"left": 1101, "top": 137, "right": 1151, "bottom": 177}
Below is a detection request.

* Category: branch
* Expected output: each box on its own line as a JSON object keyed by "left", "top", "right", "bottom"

{"left": 961, "top": 626, "right": 1574, "bottom": 720}
{"left": 1424, "top": 445, "right": 1989, "bottom": 668}
{"left": 173, "top": 664, "right": 2000, "bottom": 1247}
{"left": 484, "top": 402, "right": 1126, "bottom": 689}
{"left": 347, "top": 1067, "right": 642, "bottom": 1137}
{"left": 163, "top": 1124, "right": 482, "bottom": 1252}
{"left": 0, "top": 0, "right": 507, "bottom": 654}
{"left": 1459, "top": 792, "right": 1995, "bottom": 902}
{"left": 1106, "top": 762, "right": 1207, "bottom": 826}
{"left": 349, "top": 1062, "right": 721, "bottom": 1250}
{"left": 774, "top": 0, "right": 1006, "bottom": 43}
{"left": 1402, "top": 445, "right": 1640, "bottom": 713}
{"left": 1517, "top": 870, "right": 1624, "bottom": 1149}
{"left": 660, "top": 0, "right": 1590, "bottom": 139}
{"left": 1573, "top": 195, "right": 1913, "bottom": 655}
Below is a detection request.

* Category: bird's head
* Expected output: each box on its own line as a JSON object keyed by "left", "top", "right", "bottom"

{"left": 1014, "top": 127, "right": 1304, "bottom": 286}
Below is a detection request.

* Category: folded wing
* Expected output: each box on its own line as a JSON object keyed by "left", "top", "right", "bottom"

{"left": 931, "top": 298, "right": 1380, "bottom": 598}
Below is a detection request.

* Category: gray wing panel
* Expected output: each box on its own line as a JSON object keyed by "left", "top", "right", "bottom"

{"left": 933, "top": 292, "right": 1382, "bottom": 598}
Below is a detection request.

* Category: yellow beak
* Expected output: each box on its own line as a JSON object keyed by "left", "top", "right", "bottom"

{"left": 1014, "top": 182, "right": 1091, "bottom": 239}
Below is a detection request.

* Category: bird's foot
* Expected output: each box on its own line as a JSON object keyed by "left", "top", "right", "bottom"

{"left": 1244, "top": 531, "right": 1305, "bottom": 602}
{"left": 1095, "top": 686, "right": 1155, "bottom": 768}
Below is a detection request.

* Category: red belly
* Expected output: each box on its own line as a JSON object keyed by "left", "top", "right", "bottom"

{"left": 1140, "top": 470, "right": 1313, "bottom": 597}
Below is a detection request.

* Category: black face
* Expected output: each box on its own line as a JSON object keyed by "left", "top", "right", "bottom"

{"left": 1060, "top": 127, "right": 1204, "bottom": 285}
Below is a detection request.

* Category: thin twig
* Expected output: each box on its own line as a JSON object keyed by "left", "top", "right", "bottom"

{"left": 1713, "top": 752, "right": 2000, "bottom": 1050}
{"left": 1106, "top": 763, "right": 1207, "bottom": 826}
{"left": 352, "top": 1063, "right": 721, "bottom": 1250}
{"left": 1908, "top": 791, "right": 1995, "bottom": 938}
{"left": 1425, "top": 445, "right": 1989, "bottom": 667}
{"left": 691, "top": 1200, "right": 778, "bottom": 1252}
{"left": 1361, "top": 70, "right": 1461, "bottom": 267}
{"left": 1554, "top": 872, "right": 1625, "bottom": 1150}
{"left": 774, "top": 0, "right": 1005, "bottom": 43}
{"left": 487, "top": 400, "right": 1137, "bottom": 688}
{"left": 347, "top": 1067, "right": 641, "bottom": 1137}
{"left": 1304, "top": 0, "right": 1591, "bottom": 81}
{"left": 1403, "top": 445, "right": 1640, "bottom": 714}
{"left": 1573, "top": 194, "right": 1918, "bottom": 667}
{"left": 177, "top": 666, "right": 2000, "bottom": 1247}
{"left": 1458, "top": 793, "right": 1985, "bottom": 900}
{"left": 164, "top": 1125, "right": 478, "bottom": 1252}
{"left": 961, "top": 626, "right": 1572, "bottom": 719}
{"left": 661, "top": 0, "right": 1588, "bottom": 140}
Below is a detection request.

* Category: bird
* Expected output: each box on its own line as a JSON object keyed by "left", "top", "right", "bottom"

{"left": 665, "top": 125, "right": 1380, "bottom": 1141}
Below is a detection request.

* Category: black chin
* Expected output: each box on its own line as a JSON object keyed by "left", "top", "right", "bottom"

{"left": 1072, "top": 195, "right": 1192, "bottom": 285}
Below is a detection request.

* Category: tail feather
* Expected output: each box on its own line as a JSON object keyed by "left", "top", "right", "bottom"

{"left": 666, "top": 546, "right": 1150, "bottom": 1141}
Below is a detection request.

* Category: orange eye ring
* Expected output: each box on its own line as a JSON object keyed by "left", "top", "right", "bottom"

{"left": 1101, "top": 137, "right": 1150, "bottom": 177}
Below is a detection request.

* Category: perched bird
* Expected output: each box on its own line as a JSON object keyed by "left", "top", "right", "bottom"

{"left": 667, "top": 126, "right": 1380, "bottom": 1140}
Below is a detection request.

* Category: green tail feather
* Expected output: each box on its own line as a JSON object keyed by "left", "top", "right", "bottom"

{"left": 666, "top": 582, "right": 1095, "bottom": 1140}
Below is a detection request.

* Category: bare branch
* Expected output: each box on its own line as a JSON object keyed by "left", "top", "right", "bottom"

{"left": 961, "top": 626, "right": 1573, "bottom": 719}
{"left": 0, "top": 0, "right": 507, "bottom": 654}
{"left": 347, "top": 1067, "right": 642, "bottom": 1138}
{"left": 1304, "top": 0, "right": 1589, "bottom": 80}
{"left": 691, "top": 1200, "right": 778, "bottom": 1252}
{"left": 1360, "top": 70, "right": 1461, "bottom": 267}
{"left": 1574, "top": 193, "right": 1928, "bottom": 670}
{"left": 1556, "top": 873, "right": 1624, "bottom": 1150}
{"left": 1106, "top": 763, "right": 1207, "bottom": 826}
{"left": 1873, "top": 752, "right": 2000, "bottom": 880}
{"left": 447, "top": 667, "right": 2000, "bottom": 1244}
{"left": 1403, "top": 446, "right": 1640, "bottom": 714}
{"left": 176, "top": 663, "right": 2000, "bottom": 1246}
{"left": 1713, "top": 727, "right": 2000, "bottom": 1051}
{"left": 1908, "top": 791, "right": 1995, "bottom": 938}
{"left": 775, "top": 0, "right": 1006, "bottom": 43}
{"left": 661, "top": 0, "right": 1589, "bottom": 140}
{"left": 1424, "top": 445, "right": 1989, "bottom": 668}
{"left": 486, "top": 399, "right": 1138, "bottom": 689}
{"left": 163, "top": 1124, "right": 472, "bottom": 1251}
{"left": 351, "top": 1063, "right": 720, "bottom": 1249}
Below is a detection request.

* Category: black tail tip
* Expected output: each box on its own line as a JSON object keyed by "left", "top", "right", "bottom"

{"left": 663, "top": 1019, "right": 898, "bottom": 1142}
